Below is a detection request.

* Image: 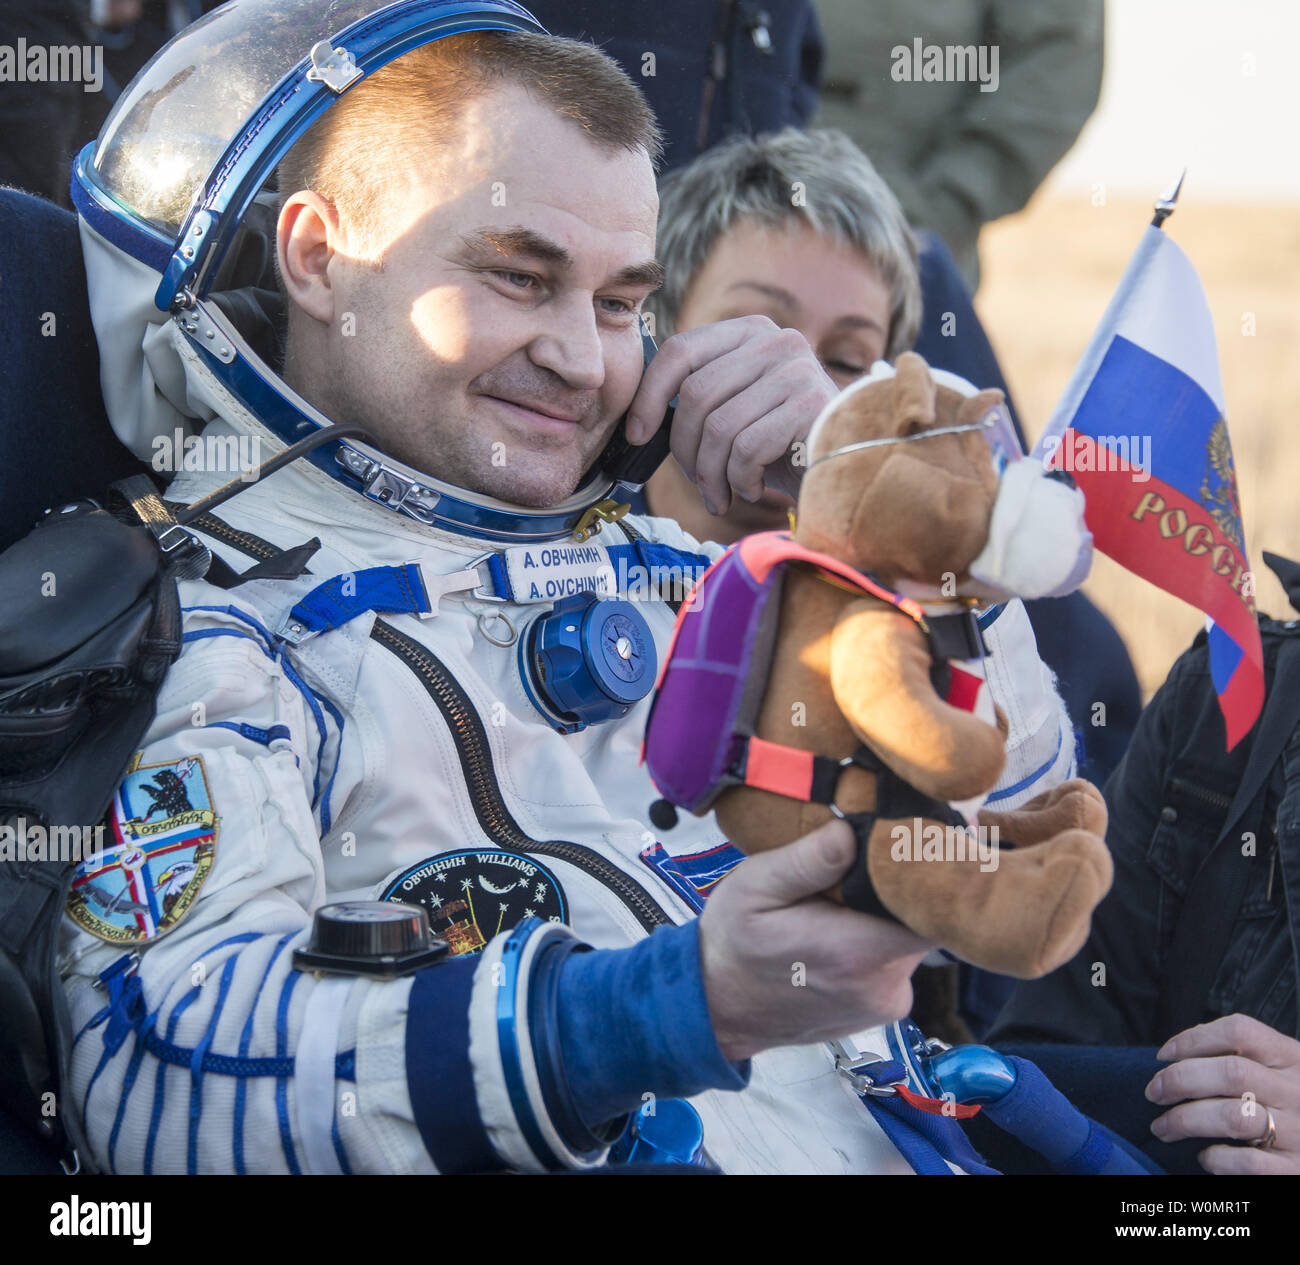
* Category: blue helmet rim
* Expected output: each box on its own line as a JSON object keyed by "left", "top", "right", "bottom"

{"left": 160, "top": 1, "right": 548, "bottom": 311}
{"left": 70, "top": 142, "right": 174, "bottom": 273}
{"left": 177, "top": 298, "right": 621, "bottom": 543}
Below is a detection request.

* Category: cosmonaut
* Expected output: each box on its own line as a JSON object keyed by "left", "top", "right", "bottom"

{"left": 59, "top": 0, "right": 1088, "bottom": 1174}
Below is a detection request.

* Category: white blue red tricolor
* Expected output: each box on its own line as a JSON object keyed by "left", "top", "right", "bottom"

{"left": 1034, "top": 226, "right": 1264, "bottom": 749}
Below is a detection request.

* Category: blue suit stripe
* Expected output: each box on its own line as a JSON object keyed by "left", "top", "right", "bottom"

{"left": 182, "top": 608, "right": 336, "bottom": 820}
{"left": 277, "top": 650, "right": 329, "bottom": 811}
{"left": 187, "top": 954, "right": 240, "bottom": 1174}
{"left": 985, "top": 725, "right": 1065, "bottom": 803}
{"left": 145, "top": 987, "right": 202, "bottom": 1174}
{"left": 139, "top": 932, "right": 258, "bottom": 1174}
{"left": 204, "top": 720, "right": 294, "bottom": 747}
{"left": 182, "top": 627, "right": 273, "bottom": 657}
{"left": 234, "top": 931, "right": 295, "bottom": 1175}
{"left": 182, "top": 604, "right": 278, "bottom": 650}
{"left": 275, "top": 968, "right": 303, "bottom": 1175}
{"left": 405, "top": 957, "right": 499, "bottom": 1173}
{"left": 80, "top": 1043, "right": 117, "bottom": 1166}
{"left": 107, "top": 1022, "right": 154, "bottom": 1173}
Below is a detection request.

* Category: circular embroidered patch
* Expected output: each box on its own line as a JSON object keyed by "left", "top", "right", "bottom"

{"left": 66, "top": 755, "right": 217, "bottom": 944}
{"left": 381, "top": 849, "right": 567, "bottom": 957}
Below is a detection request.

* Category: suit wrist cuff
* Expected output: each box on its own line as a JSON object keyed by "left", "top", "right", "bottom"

{"left": 555, "top": 919, "right": 750, "bottom": 1129}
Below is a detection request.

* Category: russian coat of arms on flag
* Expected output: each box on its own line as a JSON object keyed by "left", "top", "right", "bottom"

{"left": 67, "top": 754, "right": 218, "bottom": 943}
{"left": 1034, "top": 223, "right": 1265, "bottom": 749}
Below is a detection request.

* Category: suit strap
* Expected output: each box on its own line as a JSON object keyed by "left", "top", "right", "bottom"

{"left": 107, "top": 475, "right": 210, "bottom": 580}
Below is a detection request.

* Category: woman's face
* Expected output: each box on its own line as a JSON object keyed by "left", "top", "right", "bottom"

{"left": 647, "top": 216, "right": 894, "bottom": 544}
{"left": 674, "top": 217, "right": 892, "bottom": 386}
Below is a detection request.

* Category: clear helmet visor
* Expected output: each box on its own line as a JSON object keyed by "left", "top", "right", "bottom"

{"left": 91, "top": 0, "right": 385, "bottom": 236}
{"left": 981, "top": 402, "right": 1024, "bottom": 474}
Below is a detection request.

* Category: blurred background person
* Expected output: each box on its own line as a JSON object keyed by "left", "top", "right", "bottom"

{"left": 0, "top": 1, "right": 216, "bottom": 208}
{"left": 639, "top": 127, "right": 1139, "bottom": 810}
{"left": 814, "top": 0, "right": 1104, "bottom": 290}
{"left": 524, "top": 0, "right": 824, "bottom": 174}
{"left": 982, "top": 550, "right": 1300, "bottom": 1174}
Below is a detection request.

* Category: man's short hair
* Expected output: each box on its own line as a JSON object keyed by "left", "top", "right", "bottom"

{"left": 277, "top": 31, "right": 663, "bottom": 253}
{"left": 651, "top": 128, "right": 921, "bottom": 359}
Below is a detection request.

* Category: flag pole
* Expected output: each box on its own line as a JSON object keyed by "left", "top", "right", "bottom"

{"left": 1034, "top": 169, "right": 1193, "bottom": 460}
{"left": 1032, "top": 174, "right": 1180, "bottom": 459}
{"left": 1151, "top": 168, "right": 1187, "bottom": 229}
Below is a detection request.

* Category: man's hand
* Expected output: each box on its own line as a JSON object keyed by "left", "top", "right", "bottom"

{"left": 1146, "top": 1014, "right": 1300, "bottom": 1173}
{"left": 698, "top": 819, "right": 933, "bottom": 1062}
{"left": 626, "top": 316, "right": 838, "bottom": 516}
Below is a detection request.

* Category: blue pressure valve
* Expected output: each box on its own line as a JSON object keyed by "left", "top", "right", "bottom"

{"left": 520, "top": 592, "right": 658, "bottom": 734}
{"left": 608, "top": 1098, "right": 707, "bottom": 1167}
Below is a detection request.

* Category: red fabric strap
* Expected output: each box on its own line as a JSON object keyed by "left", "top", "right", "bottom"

{"left": 896, "top": 1083, "right": 982, "bottom": 1119}
{"left": 743, "top": 736, "right": 815, "bottom": 801}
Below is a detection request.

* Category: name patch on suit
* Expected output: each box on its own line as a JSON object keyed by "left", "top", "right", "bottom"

{"left": 381, "top": 849, "right": 567, "bottom": 956}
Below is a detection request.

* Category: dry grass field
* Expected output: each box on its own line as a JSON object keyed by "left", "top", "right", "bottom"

{"left": 976, "top": 194, "right": 1300, "bottom": 699}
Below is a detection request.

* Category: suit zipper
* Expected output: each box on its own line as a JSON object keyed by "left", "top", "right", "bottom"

{"left": 370, "top": 621, "right": 673, "bottom": 932}
{"left": 188, "top": 509, "right": 675, "bottom": 933}
{"left": 181, "top": 508, "right": 287, "bottom": 562}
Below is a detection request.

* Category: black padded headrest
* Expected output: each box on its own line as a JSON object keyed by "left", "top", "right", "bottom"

{"left": 0, "top": 188, "right": 148, "bottom": 550}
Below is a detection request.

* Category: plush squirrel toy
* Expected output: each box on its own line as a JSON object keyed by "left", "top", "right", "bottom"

{"left": 644, "top": 353, "right": 1112, "bottom": 978}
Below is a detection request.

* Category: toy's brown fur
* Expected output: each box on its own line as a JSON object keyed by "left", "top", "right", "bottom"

{"left": 714, "top": 353, "right": 1111, "bottom": 978}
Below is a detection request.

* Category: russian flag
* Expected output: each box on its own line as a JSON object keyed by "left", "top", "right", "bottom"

{"left": 1033, "top": 226, "right": 1263, "bottom": 749}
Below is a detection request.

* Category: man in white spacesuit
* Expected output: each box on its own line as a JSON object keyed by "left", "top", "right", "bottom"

{"left": 61, "top": 2, "right": 1085, "bottom": 1174}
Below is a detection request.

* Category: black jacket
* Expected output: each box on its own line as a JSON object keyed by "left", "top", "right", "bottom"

{"left": 992, "top": 553, "right": 1300, "bottom": 1047}
{"left": 523, "top": 0, "right": 823, "bottom": 172}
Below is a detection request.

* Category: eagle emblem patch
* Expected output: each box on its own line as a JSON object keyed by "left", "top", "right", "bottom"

{"left": 66, "top": 755, "right": 218, "bottom": 944}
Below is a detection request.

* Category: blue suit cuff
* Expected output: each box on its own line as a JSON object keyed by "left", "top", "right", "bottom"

{"left": 405, "top": 955, "right": 500, "bottom": 1173}
{"left": 555, "top": 920, "right": 750, "bottom": 1128}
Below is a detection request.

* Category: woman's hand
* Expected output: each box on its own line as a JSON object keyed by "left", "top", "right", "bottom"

{"left": 1146, "top": 1014, "right": 1300, "bottom": 1173}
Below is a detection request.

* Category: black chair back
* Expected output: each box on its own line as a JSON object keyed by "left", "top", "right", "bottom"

{"left": 0, "top": 188, "right": 148, "bottom": 550}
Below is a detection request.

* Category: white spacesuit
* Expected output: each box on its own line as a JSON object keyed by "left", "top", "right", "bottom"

{"left": 57, "top": 0, "right": 1082, "bottom": 1175}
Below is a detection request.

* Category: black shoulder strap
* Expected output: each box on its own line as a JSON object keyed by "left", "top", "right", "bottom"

{"left": 164, "top": 503, "right": 319, "bottom": 589}
{"left": 109, "top": 474, "right": 212, "bottom": 581}
{"left": 204, "top": 538, "right": 320, "bottom": 589}
{"left": 1157, "top": 642, "right": 1300, "bottom": 1038}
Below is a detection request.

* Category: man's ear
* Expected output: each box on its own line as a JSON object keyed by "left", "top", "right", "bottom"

{"left": 277, "top": 191, "right": 344, "bottom": 325}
